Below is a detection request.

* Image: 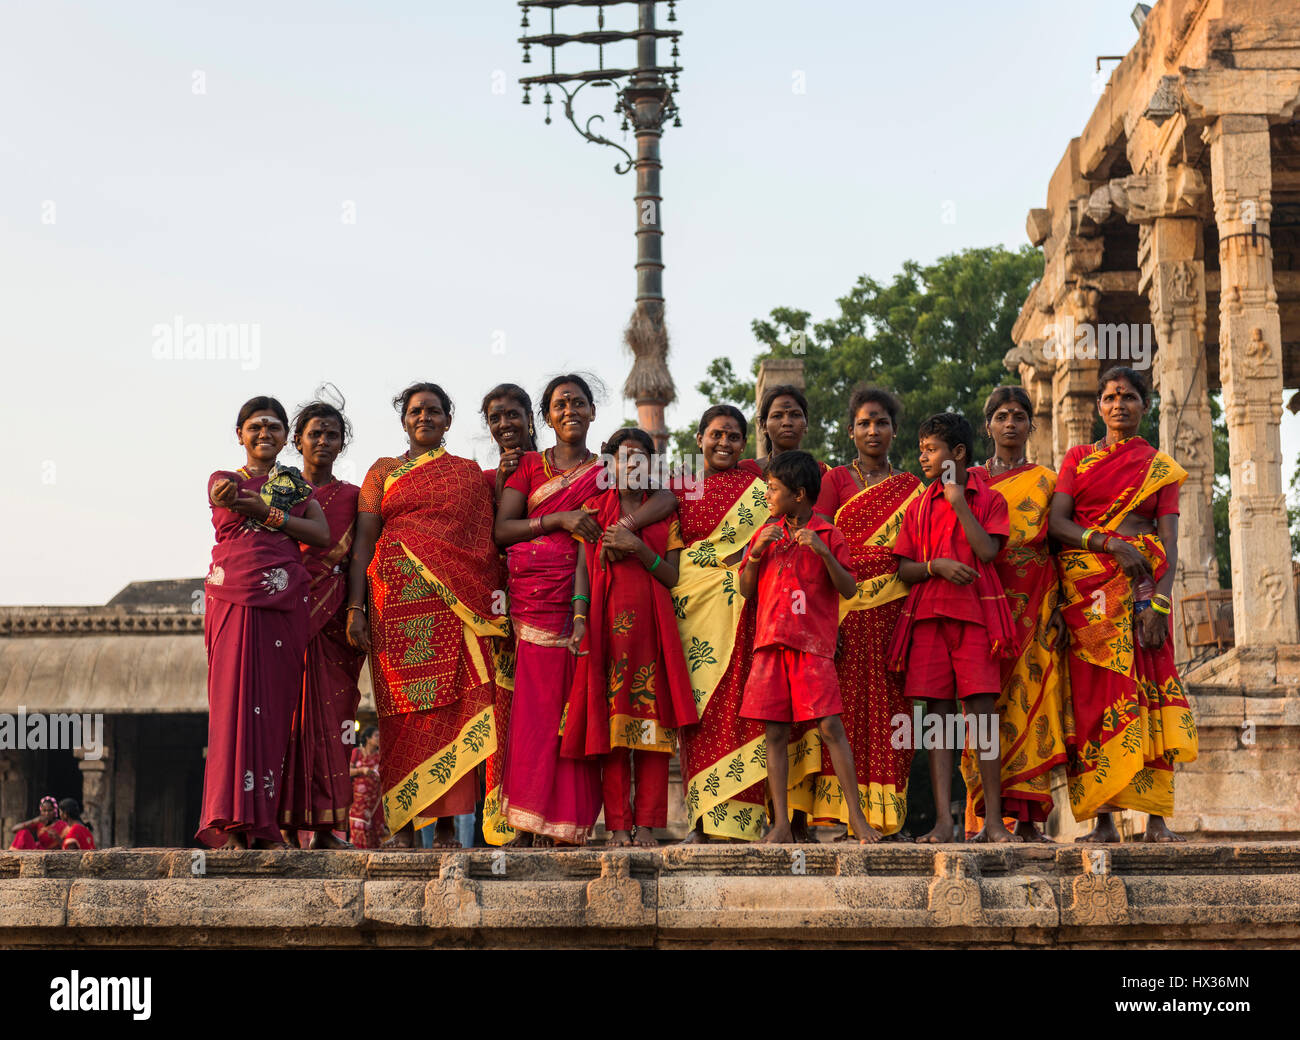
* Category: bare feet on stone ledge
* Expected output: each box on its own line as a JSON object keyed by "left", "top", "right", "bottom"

{"left": 1075, "top": 812, "right": 1121, "bottom": 843}
{"left": 1137, "top": 815, "right": 1186, "bottom": 843}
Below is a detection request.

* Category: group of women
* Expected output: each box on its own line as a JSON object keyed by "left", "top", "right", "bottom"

{"left": 195, "top": 363, "right": 1197, "bottom": 851}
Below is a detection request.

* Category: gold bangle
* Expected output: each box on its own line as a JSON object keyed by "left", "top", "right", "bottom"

{"left": 926, "top": 560, "right": 934, "bottom": 576}
{"left": 1150, "top": 601, "right": 1171, "bottom": 615}
{"left": 573, "top": 614, "right": 587, "bottom": 622}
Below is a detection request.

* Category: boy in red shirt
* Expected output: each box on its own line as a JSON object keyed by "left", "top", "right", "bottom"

{"left": 738, "top": 450, "right": 879, "bottom": 844}
{"left": 888, "top": 413, "right": 1018, "bottom": 843}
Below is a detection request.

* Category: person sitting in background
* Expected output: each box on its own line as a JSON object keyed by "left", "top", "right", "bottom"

{"left": 8, "top": 796, "right": 67, "bottom": 849}
{"left": 58, "top": 798, "right": 95, "bottom": 850}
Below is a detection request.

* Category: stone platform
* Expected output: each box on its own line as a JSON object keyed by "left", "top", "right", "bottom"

{"left": 3, "top": 842, "right": 1299, "bottom": 949}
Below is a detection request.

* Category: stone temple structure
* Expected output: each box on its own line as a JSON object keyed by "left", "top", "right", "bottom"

{"left": 1003, "top": 0, "right": 1300, "bottom": 840}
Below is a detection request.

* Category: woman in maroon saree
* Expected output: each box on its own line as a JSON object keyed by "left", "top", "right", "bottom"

{"left": 200, "top": 396, "right": 331, "bottom": 849}
{"left": 494, "top": 374, "right": 675, "bottom": 845}
{"left": 279, "top": 399, "right": 367, "bottom": 849}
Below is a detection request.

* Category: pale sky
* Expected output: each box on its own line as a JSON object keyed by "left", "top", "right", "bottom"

{"left": 4, "top": 0, "right": 1297, "bottom": 604}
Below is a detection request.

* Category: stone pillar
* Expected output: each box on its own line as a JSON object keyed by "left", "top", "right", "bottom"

{"left": 1142, "top": 218, "right": 1219, "bottom": 663}
{"left": 1206, "top": 115, "right": 1299, "bottom": 646}
{"left": 753, "top": 357, "right": 806, "bottom": 459}
{"left": 1051, "top": 284, "right": 1102, "bottom": 466}
{"left": 0, "top": 753, "right": 29, "bottom": 849}
{"left": 75, "top": 744, "right": 112, "bottom": 846}
{"left": 112, "top": 718, "right": 136, "bottom": 848}
{"left": 1017, "top": 341, "right": 1056, "bottom": 468}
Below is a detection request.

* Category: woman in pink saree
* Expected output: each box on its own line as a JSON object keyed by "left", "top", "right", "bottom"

{"left": 280, "top": 398, "right": 367, "bottom": 848}
{"left": 493, "top": 374, "right": 675, "bottom": 845}
{"left": 200, "top": 396, "right": 331, "bottom": 849}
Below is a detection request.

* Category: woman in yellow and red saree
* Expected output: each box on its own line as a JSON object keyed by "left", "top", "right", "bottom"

{"left": 671, "top": 406, "right": 772, "bottom": 842}
{"left": 962, "top": 386, "right": 1068, "bottom": 842}
{"left": 1048, "top": 367, "right": 1198, "bottom": 843}
{"left": 347, "top": 383, "right": 510, "bottom": 848}
{"left": 799, "top": 387, "right": 922, "bottom": 839}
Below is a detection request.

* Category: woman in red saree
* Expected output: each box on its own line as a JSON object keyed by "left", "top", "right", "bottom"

{"left": 561, "top": 429, "right": 697, "bottom": 846}
{"left": 8, "top": 796, "right": 67, "bottom": 849}
{"left": 962, "top": 386, "right": 1068, "bottom": 842}
{"left": 348, "top": 383, "right": 509, "bottom": 849}
{"left": 494, "top": 374, "right": 676, "bottom": 845}
{"left": 58, "top": 799, "right": 95, "bottom": 850}
{"left": 1048, "top": 366, "right": 1198, "bottom": 843}
{"left": 481, "top": 383, "right": 538, "bottom": 501}
{"left": 348, "top": 727, "right": 387, "bottom": 847}
{"left": 672, "top": 406, "right": 771, "bottom": 842}
{"left": 279, "top": 398, "right": 367, "bottom": 849}
{"left": 200, "top": 396, "right": 331, "bottom": 850}
{"left": 802, "top": 386, "right": 921, "bottom": 839}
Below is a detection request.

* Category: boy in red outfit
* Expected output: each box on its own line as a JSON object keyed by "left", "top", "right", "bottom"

{"left": 738, "top": 450, "right": 879, "bottom": 844}
{"left": 887, "top": 412, "right": 1018, "bottom": 843}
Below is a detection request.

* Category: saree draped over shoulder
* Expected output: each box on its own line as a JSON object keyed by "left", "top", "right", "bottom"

{"left": 199, "top": 465, "right": 313, "bottom": 847}
{"left": 280, "top": 480, "right": 366, "bottom": 831}
{"left": 791, "top": 469, "right": 922, "bottom": 837}
{"left": 1056, "top": 437, "right": 1197, "bottom": 820}
{"left": 361, "top": 447, "right": 509, "bottom": 838}
{"left": 671, "top": 468, "right": 772, "bottom": 839}
{"left": 499, "top": 451, "right": 605, "bottom": 843}
{"left": 960, "top": 464, "right": 1069, "bottom": 831}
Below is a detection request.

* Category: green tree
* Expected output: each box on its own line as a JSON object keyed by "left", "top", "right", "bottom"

{"left": 683, "top": 245, "right": 1043, "bottom": 474}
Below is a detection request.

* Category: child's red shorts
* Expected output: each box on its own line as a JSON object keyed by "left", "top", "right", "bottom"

{"left": 904, "top": 618, "right": 1001, "bottom": 701}
{"left": 740, "top": 645, "right": 842, "bottom": 723}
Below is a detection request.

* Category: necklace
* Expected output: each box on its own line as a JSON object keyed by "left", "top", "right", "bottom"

{"left": 543, "top": 447, "right": 593, "bottom": 483}
{"left": 851, "top": 458, "right": 892, "bottom": 487}
{"left": 989, "top": 454, "right": 1028, "bottom": 474}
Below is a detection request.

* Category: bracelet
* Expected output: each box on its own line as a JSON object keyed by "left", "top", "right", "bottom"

{"left": 926, "top": 560, "right": 934, "bottom": 576}
{"left": 573, "top": 613, "right": 587, "bottom": 623}
{"left": 648, "top": 554, "right": 662, "bottom": 573}
{"left": 1149, "top": 600, "right": 1171, "bottom": 615}
{"left": 530, "top": 515, "right": 545, "bottom": 536}
{"left": 571, "top": 594, "right": 591, "bottom": 605}
{"left": 618, "top": 515, "right": 638, "bottom": 532}
{"left": 1101, "top": 534, "right": 1114, "bottom": 552}
{"left": 265, "top": 506, "right": 286, "bottom": 530}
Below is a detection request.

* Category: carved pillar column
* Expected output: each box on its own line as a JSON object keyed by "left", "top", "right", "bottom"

{"left": 1051, "top": 283, "right": 1102, "bottom": 467}
{"left": 1011, "top": 340, "right": 1055, "bottom": 467}
{"left": 1141, "top": 217, "right": 1219, "bottom": 664}
{"left": 0, "top": 753, "right": 29, "bottom": 849}
{"left": 1206, "top": 115, "right": 1298, "bottom": 646}
{"left": 75, "top": 743, "right": 112, "bottom": 846}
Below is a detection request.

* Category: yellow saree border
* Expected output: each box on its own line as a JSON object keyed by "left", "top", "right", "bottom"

{"left": 683, "top": 734, "right": 768, "bottom": 840}
{"left": 382, "top": 707, "right": 496, "bottom": 834}
{"left": 382, "top": 444, "right": 447, "bottom": 496}
{"left": 788, "top": 773, "right": 906, "bottom": 837}
{"left": 397, "top": 546, "right": 508, "bottom": 687}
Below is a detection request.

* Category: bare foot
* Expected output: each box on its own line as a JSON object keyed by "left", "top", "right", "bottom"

{"left": 1075, "top": 814, "right": 1121, "bottom": 843}
{"left": 1015, "top": 821, "right": 1053, "bottom": 844}
{"left": 633, "top": 826, "right": 658, "bottom": 847}
{"left": 679, "top": 822, "right": 711, "bottom": 845}
{"left": 280, "top": 828, "right": 301, "bottom": 848}
{"left": 430, "top": 819, "right": 461, "bottom": 849}
{"left": 308, "top": 830, "right": 354, "bottom": 850}
{"left": 1138, "top": 815, "right": 1186, "bottom": 843}
{"left": 505, "top": 832, "right": 534, "bottom": 848}
{"left": 608, "top": 829, "right": 633, "bottom": 848}
{"left": 218, "top": 832, "right": 247, "bottom": 850}
{"left": 969, "top": 821, "right": 1023, "bottom": 843}
{"left": 381, "top": 823, "right": 415, "bottom": 849}
{"left": 915, "top": 820, "right": 955, "bottom": 844}
{"left": 533, "top": 834, "right": 555, "bottom": 849}
{"left": 760, "top": 822, "right": 793, "bottom": 844}
{"left": 790, "top": 810, "right": 812, "bottom": 843}
{"left": 250, "top": 837, "right": 288, "bottom": 850}
{"left": 854, "top": 823, "right": 883, "bottom": 844}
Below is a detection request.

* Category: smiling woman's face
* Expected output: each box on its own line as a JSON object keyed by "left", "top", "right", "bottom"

{"left": 486, "top": 395, "right": 530, "bottom": 451}
{"left": 698, "top": 415, "right": 744, "bottom": 474}
{"left": 546, "top": 382, "right": 594, "bottom": 445}
{"left": 404, "top": 392, "right": 449, "bottom": 452}
{"left": 238, "top": 411, "right": 287, "bottom": 464}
